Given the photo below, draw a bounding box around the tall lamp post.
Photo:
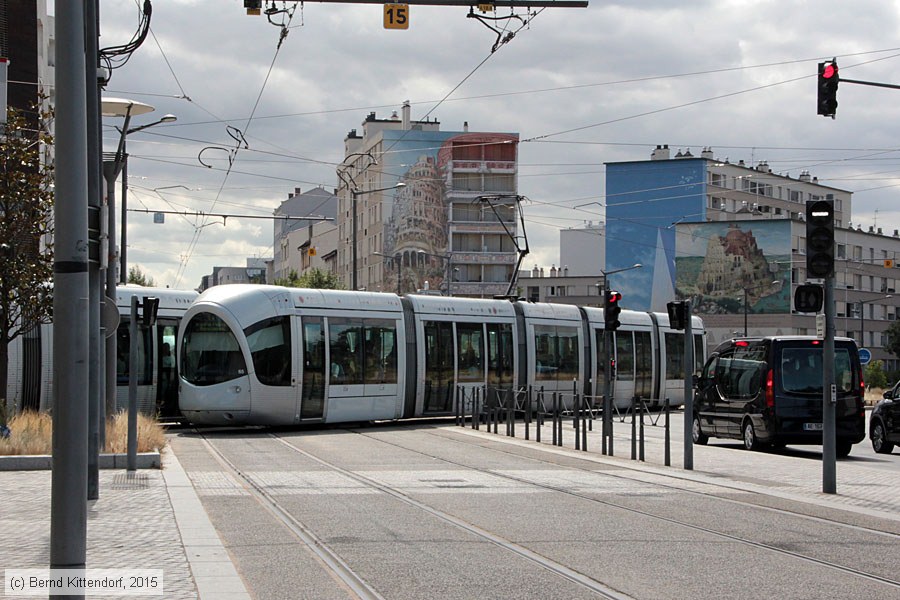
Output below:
[859,294,892,349]
[373,251,402,294]
[348,182,405,290]
[417,250,453,296]
[100,98,175,421]
[102,97,176,283]
[598,263,642,456]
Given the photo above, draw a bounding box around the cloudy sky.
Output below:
[95,0,900,290]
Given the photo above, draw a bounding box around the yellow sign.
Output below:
[309,246,317,257]
[478,4,495,12]
[885,259,895,268]
[384,3,409,29]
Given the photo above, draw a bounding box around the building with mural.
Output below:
[338,102,520,297]
[605,145,900,370]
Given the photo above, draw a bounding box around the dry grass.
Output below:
[0,410,167,456]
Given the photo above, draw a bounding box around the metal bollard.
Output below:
[639,398,645,462]
[631,396,637,460]
[664,397,671,467]
[581,395,588,451]
[574,391,581,451]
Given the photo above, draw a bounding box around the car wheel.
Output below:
[836,440,853,458]
[872,421,895,454]
[742,420,761,451]
[692,414,708,445]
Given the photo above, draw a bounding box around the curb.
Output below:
[0,451,161,471]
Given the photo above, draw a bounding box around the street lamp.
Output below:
[859,294,892,349]
[417,249,453,296]
[373,251,401,295]
[348,182,405,290]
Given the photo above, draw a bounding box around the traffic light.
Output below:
[605,290,622,331]
[667,301,687,330]
[806,200,835,278]
[817,59,839,118]
[794,284,824,313]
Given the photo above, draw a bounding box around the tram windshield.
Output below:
[181,312,246,386]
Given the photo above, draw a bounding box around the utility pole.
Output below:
[51,4,90,593]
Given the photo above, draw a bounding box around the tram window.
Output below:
[635,331,653,397]
[535,325,579,382]
[364,320,397,384]
[181,312,246,386]
[329,318,363,385]
[616,332,635,381]
[665,332,705,379]
[534,325,558,381]
[556,326,579,382]
[487,323,514,387]
[457,323,484,382]
[116,323,151,386]
[244,317,291,387]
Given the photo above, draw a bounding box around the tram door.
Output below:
[155,320,180,418]
[300,317,326,420]
[423,321,454,414]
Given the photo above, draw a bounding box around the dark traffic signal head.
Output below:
[667,301,687,330]
[817,59,839,118]
[605,290,622,331]
[806,200,835,278]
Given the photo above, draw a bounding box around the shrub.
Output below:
[0,410,167,456]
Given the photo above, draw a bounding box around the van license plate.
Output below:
[804,423,823,431]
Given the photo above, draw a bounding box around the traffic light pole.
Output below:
[823,275,837,494]
[683,301,694,471]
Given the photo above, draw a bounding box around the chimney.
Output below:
[550,264,557,277]
[701,147,714,159]
[402,100,411,130]
[799,170,811,182]
[651,144,671,160]
[463,121,469,132]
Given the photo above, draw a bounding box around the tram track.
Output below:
[347,425,900,592]
[195,426,634,600]
[192,423,899,599]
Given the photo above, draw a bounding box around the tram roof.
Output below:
[116,285,198,309]
[403,294,517,317]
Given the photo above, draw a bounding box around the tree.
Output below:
[865,360,888,390]
[274,268,343,289]
[128,265,155,287]
[885,319,900,360]
[0,104,54,415]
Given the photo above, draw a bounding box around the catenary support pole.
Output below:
[51,3,90,595]
[85,0,102,501]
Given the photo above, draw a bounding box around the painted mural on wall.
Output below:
[381,132,517,294]
[674,220,791,315]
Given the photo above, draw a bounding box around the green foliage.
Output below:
[885,319,900,360]
[865,360,889,389]
[274,268,343,289]
[127,265,156,287]
[0,102,55,407]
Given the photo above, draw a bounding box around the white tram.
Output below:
[178,285,705,426]
[4,286,197,417]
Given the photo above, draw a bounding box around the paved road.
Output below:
[170,413,900,600]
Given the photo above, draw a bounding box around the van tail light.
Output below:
[766,369,774,408]
[859,368,867,415]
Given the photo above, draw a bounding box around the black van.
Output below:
[693,336,866,457]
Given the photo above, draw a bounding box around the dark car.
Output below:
[693,336,866,457]
[871,382,900,454]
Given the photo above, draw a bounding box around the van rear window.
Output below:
[780,347,853,394]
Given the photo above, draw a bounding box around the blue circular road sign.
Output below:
[859,348,872,365]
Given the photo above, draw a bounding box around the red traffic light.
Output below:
[822,63,837,79]
[607,291,622,304]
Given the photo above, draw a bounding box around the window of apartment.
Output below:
[484,173,515,192]
[709,172,726,187]
[853,245,862,261]
[836,244,846,259]
[790,189,802,203]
